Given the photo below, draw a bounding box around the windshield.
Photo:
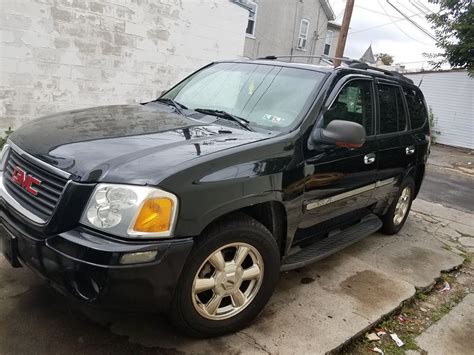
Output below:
[162,62,326,131]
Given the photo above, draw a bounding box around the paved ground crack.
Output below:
[237,331,271,354]
[412,209,472,227]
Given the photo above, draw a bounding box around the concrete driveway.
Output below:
[0,146,472,354]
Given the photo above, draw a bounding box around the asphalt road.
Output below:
[418,165,474,213]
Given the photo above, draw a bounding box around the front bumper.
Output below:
[0,203,194,312]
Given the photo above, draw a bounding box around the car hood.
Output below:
[9,104,270,184]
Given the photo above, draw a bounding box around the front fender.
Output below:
[171,173,285,237]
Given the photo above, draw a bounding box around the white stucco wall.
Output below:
[0,0,248,136]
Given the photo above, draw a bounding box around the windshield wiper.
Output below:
[194,108,253,131]
[154,98,188,115]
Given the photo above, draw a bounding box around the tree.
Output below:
[375,53,394,65]
[426,0,473,74]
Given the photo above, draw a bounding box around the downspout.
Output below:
[290,0,299,60]
[310,4,322,63]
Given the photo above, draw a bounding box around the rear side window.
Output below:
[404,88,428,129]
[378,84,407,134]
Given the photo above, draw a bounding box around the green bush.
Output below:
[0,127,13,149]
[428,107,439,144]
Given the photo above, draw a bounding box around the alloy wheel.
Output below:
[191,242,264,320]
[393,186,411,225]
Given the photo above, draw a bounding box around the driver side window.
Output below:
[324,79,374,135]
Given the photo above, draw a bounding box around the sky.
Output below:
[329,0,441,70]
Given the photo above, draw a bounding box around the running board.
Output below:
[281,214,382,271]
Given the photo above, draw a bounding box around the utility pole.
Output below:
[333,0,355,67]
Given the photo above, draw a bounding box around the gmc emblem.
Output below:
[11,166,41,196]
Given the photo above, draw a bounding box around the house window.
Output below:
[297,19,310,50]
[246,1,258,36]
[324,30,333,55]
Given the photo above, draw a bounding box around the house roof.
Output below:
[328,21,342,29]
[360,45,376,64]
[320,0,336,21]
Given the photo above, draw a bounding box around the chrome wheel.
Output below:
[393,186,411,225]
[192,242,264,320]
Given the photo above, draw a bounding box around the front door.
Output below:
[301,76,378,233]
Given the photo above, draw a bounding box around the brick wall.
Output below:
[0,0,248,136]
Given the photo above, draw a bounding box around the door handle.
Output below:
[405,146,415,155]
[364,153,376,165]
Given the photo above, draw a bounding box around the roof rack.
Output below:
[348,62,414,84]
[257,55,344,61]
[255,55,414,85]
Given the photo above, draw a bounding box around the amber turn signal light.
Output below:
[133,197,174,233]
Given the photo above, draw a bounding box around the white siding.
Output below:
[405,71,473,149]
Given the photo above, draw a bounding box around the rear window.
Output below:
[378,84,407,134]
[404,87,428,129]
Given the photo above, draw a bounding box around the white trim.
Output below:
[305,177,397,211]
[323,29,333,55]
[297,19,310,50]
[245,1,258,37]
[375,177,396,188]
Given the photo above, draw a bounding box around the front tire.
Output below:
[170,214,280,337]
[381,176,415,235]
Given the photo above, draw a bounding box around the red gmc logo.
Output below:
[11,166,41,196]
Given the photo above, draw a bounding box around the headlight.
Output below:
[0,143,10,171]
[80,184,178,239]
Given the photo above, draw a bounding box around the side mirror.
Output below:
[311,120,366,148]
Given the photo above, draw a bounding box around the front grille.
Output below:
[3,149,68,221]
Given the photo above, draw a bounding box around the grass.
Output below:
[431,303,451,322]
[341,261,473,355]
[416,291,428,302]
[0,127,13,149]
[430,290,465,322]
[461,252,472,263]
[442,244,453,252]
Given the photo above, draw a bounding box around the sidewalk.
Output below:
[416,294,474,355]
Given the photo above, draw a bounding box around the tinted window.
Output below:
[324,79,373,135]
[404,88,428,129]
[378,84,407,134]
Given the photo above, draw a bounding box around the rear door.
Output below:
[374,80,416,202]
[403,86,430,166]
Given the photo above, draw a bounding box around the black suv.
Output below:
[0,59,430,337]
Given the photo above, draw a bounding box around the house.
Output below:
[405,70,473,149]
[232,0,340,63]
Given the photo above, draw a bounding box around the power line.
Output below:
[407,0,429,15]
[316,11,430,41]
[377,0,431,44]
[394,0,426,18]
[355,5,404,19]
[386,0,436,40]
[412,0,435,15]
[334,8,345,21]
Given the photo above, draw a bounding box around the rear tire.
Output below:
[381,176,415,235]
[170,214,280,337]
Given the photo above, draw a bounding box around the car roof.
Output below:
[216,59,416,88]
